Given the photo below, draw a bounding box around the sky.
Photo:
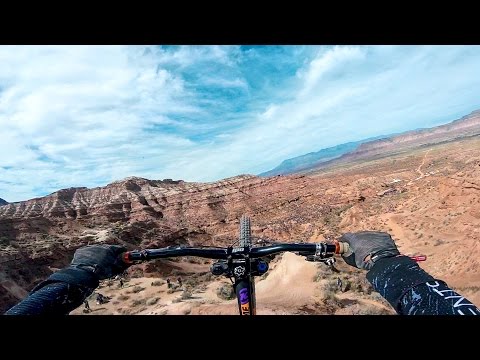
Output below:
[1,45,480,202]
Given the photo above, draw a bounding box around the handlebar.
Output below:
[121,240,427,264]
[121,241,350,264]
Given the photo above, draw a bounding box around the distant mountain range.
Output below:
[259,140,370,177]
[260,109,480,176]
[0,198,8,206]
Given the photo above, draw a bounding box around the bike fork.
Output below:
[235,278,256,315]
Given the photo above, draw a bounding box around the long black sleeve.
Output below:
[4,282,93,315]
[4,266,99,315]
[367,256,480,315]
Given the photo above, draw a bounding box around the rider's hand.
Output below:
[70,244,128,280]
[339,231,400,270]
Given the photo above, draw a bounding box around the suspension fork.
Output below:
[235,277,256,315]
[233,256,256,315]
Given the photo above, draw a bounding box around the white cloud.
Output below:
[1,45,480,202]
[0,45,201,201]
[154,46,480,181]
[202,76,248,89]
[297,46,366,97]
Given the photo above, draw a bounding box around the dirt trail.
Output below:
[416,149,432,177]
[256,252,317,306]
[381,214,411,251]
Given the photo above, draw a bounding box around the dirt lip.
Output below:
[1,135,480,314]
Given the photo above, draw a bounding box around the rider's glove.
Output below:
[339,231,400,270]
[32,244,129,292]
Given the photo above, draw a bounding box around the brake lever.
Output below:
[304,255,335,264]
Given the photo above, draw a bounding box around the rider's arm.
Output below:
[4,244,127,315]
[4,279,96,315]
[366,255,480,315]
[340,231,480,315]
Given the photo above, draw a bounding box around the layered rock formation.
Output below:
[1,120,479,314]
[0,173,347,312]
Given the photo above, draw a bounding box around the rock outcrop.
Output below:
[0,173,343,312]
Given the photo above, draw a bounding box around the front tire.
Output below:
[239,215,251,247]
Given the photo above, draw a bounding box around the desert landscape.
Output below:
[1,111,480,315]
[3,45,480,316]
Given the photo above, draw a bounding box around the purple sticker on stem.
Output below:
[239,288,249,304]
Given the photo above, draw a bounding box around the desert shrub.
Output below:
[132,286,145,293]
[184,277,199,288]
[314,270,327,282]
[193,284,208,293]
[131,299,146,306]
[146,297,160,306]
[364,283,374,295]
[216,284,235,300]
[166,286,181,293]
[355,305,392,315]
[344,275,373,294]
[150,280,163,287]
[322,288,336,302]
[320,280,340,302]
[181,291,192,300]
[129,271,143,279]
[326,279,339,292]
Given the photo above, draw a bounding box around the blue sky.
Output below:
[1,45,480,202]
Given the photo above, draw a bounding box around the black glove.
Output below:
[31,244,129,294]
[69,244,128,280]
[340,231,400,270]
